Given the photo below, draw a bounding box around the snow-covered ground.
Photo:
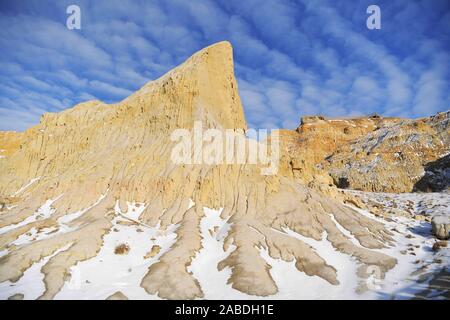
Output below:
[0,244,73,300]
[188,207,254,299]
[260,229,361,299]
[0,195,60,236]
[257,205,448,300]
[353,208,448,299]
[0,193,105,258]
[54,202,178,300]
[346,190,449,218]
[343,191,449,299]
[0,193,448,299]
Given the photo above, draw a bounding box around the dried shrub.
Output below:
[114,243,130,255]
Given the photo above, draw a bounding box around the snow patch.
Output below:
[266,228,362,299]
[0,243,73,300]
[54,203,178,300]
[12,177,41,197]
[188,207,251,299]
[0,195,61,235]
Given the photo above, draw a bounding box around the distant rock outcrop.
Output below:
[324,111,450,193]
[280,111,449,193]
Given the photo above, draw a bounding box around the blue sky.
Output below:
[0,0,449,131]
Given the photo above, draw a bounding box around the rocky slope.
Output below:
[0,42,400,299]
[279,112,449,193]
[325,112,449,193]
[0,131,22,158]
[414,154,450,192]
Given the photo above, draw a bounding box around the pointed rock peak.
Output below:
[125,41,247,131]
[151,41,235,81]
[186,41,234,65]
[20,41,245,136]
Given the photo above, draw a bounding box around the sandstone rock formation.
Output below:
[325,112,449,192]
[0,41,398,299]
[0,131,23,157]
[279,112,449,193]
[276,115,400,186]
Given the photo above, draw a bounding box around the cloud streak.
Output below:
[0,0,448,131]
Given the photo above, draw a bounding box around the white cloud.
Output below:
[88,80,133,99]
[0,0,448,131]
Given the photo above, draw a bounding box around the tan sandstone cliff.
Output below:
[0,42,400,299]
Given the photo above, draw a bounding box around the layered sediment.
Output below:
[0,42,411,299]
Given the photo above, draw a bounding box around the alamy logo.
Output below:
[170,121,280,175]
[66,5,81,30]
[366,5,381,30]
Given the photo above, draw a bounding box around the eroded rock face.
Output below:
[0,42,396,299]
[277,116,403,186]
[0,131,23,157]
[414,154,450,192]
[279,112,449,193]
[325,112,450,193]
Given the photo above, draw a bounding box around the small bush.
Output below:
[114,243,130,255]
